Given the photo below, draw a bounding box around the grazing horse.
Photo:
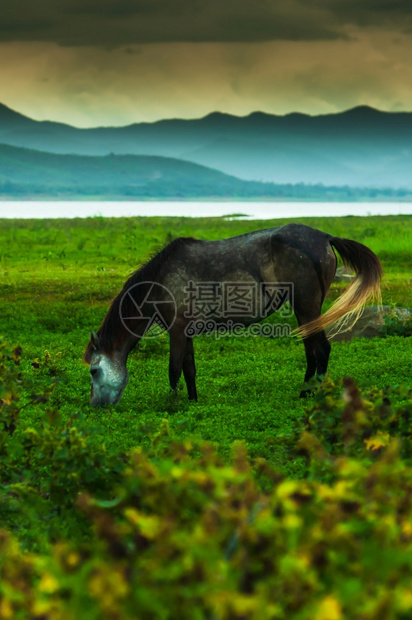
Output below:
[84,223,382,406]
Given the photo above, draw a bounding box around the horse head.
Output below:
[86,331,129,407]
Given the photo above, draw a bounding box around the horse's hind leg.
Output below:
[298,331,331,398]
[312,331,331,378]
[182,338,197,401]
[295,308,331,398]
[300,338,317,397]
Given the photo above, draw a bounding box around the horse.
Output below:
[84,223,382,406]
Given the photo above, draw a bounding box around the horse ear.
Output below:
[90,331,100,351]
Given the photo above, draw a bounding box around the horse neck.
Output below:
[98,294,146,361]
[100,263,168,359]
[119,330,141,360]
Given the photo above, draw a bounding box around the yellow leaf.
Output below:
[364,432,391,451]
[283,514,302,530]
[32,600,52,617]
[66,552,80,568]
[39,573,59,594]
[316,483,334,501]
[124,508,161,539]
[396,587,412,611]
[170,466,184,479]
[0,598,14,619]
[276,480,300,499]
[315,595,342,620]
[231,594,257,614]
[402,520,412,538]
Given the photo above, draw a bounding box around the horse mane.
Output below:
[84,237,199,361]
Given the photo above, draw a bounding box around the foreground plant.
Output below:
[2,430,412,619]
[1,340,412,619]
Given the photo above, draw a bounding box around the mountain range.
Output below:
[1,102,412,194]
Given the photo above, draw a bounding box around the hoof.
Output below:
[299,389,314,399]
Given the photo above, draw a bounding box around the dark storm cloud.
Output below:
[325,0,412,19]
[312,0,412,29]
[1,0,411,46]
[0,0,343,45]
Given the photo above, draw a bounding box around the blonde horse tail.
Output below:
[296,236,383,339]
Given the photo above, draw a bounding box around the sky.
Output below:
[1,0,412,127]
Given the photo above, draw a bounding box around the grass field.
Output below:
[0,214,411,474]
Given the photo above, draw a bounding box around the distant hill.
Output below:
[0,143,307,199]
[1,143,410,201]
[1,103,412,189]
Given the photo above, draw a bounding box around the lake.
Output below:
[0,201,411,219]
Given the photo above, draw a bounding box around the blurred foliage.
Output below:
[382,309,412,338]
[1,340,412,618]
[279,376,412,480]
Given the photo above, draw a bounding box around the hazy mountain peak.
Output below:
[201,111,238,123]
[246,111,278,122]
[341,105,383,116]
[0,102,34,124]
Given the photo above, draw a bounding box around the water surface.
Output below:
[0,201,411,219]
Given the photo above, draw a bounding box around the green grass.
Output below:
[0,214,411,472]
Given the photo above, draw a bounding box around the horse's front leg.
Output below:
[182,337,197,401]
[168,327,187,397]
